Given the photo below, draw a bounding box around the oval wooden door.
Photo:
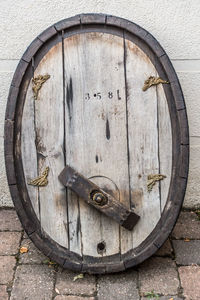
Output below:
[5,14,189,273]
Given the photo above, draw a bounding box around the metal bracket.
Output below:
[32,74,50,100]
[147,174,166,192]
[143,76,169,91]
[28,167,49,187]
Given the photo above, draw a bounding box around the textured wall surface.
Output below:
[1,0,200,208]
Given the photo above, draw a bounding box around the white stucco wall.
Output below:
[0,0,200,208]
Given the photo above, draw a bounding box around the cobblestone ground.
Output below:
[0,209,199,300]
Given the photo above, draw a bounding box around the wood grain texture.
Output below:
[22,42,69,247]
[124,40,160,250]
[21,82,39,217]
[157,83,172,211]
[63,32,129,257]
[35,42,68,248]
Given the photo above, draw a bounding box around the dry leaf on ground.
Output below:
[20,246,29,253]
[73,273,84,281]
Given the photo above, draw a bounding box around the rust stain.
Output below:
[39,42,62,65]
[64,32,124,52]
[132,189,143,210]
[126,40,151,63]
[55,193,65,208]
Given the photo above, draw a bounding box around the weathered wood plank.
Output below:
[21,82,39,217]
[157,83,172,211]
[124,39,161,250]
[33,42,68,248]
[63,35,83,255]
[64,32,130,257]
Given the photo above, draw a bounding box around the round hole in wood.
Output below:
[97,241,106,254]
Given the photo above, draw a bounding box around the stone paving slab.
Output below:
[173,240,200,265]
[97,270,139,300]
[139,257,179,296]
[0,256,16,284]
[55,269,96,296]
[179,266,200,300]
[10,265,55,300]
[141,297,182,300]
[55,296,95,300]
[155,239,173,257]
[171,211,200,239]
[19,238,47,264]
[0,285,9,300]
[0,209,22,231]
[0,232,21,255]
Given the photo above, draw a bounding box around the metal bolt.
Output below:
[91,191,108,206]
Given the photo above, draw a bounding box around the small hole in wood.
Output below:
[97,241,106,254]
